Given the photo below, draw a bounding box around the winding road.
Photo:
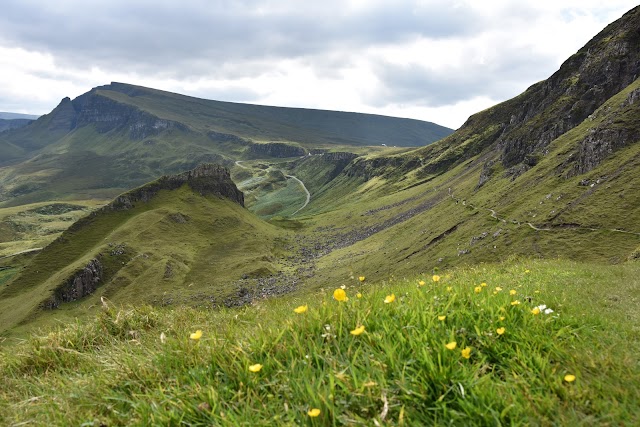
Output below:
[235,159,311,216]
[285,175,311,216]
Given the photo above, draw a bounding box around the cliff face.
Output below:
[71,91,189,139]
[353,7,640,184]
[247,142,307,158]
[110,163,244,209]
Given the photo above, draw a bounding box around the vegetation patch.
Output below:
[1,259,637,425]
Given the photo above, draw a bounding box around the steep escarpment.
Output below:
[349,6,640,184]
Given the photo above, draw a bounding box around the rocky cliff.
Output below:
[247,142,307,158]
[351,6,640,184]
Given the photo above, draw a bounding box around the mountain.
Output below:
[0,118,34,133]
[0,112,39,120]
[1,7,639,337]
[0,83,452,206]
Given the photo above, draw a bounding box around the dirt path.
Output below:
[0,247,43,260]
[235,160,248,169]
[285,175,311,216]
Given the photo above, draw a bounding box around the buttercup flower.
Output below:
[356,292,363,298]
[445,341,457,350]
[531,307,541,315]
[333,289,348,302]
[294,305,308,314]
[495,287,503,292]
[350,325,365,336]
[496,327,505,335]
[419,280,426,286]
[474,286,482,293]
[308,408,321,417]
[564,374,576,382]
[438,315,446,321]
[461,347,471,359]
[384,294,396,304]
[480,282,487,287]
[499,316,505,321]
[359,276,366,282]
[509,290,517,295]
[190,330,202,340]
[249,364,263,373]
[432,275,441,282]
[446,286,453,292]
[511,300,521,306]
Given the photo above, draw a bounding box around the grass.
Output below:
[1,258,638,425]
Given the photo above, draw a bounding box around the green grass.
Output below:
[0,258,638,425]
[0,185,286,336]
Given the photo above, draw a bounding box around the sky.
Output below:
[0,1,637,129]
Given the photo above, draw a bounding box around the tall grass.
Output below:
[1,259,638,425]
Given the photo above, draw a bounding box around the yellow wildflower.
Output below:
[359,276,366,282]
[190,330,202,340]
[499,316,505,321]
[446,286,453,292]
[350,325,365,336]
[474,286,482,293]
[495,287,503,292]
[294,305,308,314]
[461,347,471,359]
[525,269,530,274]
[564,374,576,382]
[496,327,505,335]
[511,300,521,306]
[480,282,487,287]
[418,280,426,286]
[248,363,263,373]
[384,294,396,304]
[333,289,348,302]
[356,292,362,298]
[509,290,516,296]
[308,408,321,417]
[531,307,541,315]
[445,341,457,350]
[432,275,441,282]
[438,315,446,321]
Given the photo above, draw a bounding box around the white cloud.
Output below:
[0,1,637,128]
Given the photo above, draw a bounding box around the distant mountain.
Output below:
[0,118,33,133]
[0,112,39,120]
[0,83,452,205]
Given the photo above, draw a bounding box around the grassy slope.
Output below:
[0,186,286,337]
[0,259,638,425]
[98,83,453,147]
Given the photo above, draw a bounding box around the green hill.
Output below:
[0,83,451,207]
[0,164,291,335]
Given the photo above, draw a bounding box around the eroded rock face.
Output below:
[247,142,306,158]
[72,92,188,139]
[44,259,103,309]
[110,163,244,210]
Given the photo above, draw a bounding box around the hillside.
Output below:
[0,83,451,207]
[0,164,292,335]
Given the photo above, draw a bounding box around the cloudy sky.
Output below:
[0,1,637,129]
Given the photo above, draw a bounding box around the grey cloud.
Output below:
[0,0,484,78]
[369,47,558,108]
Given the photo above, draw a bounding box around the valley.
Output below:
[0,5,639,425]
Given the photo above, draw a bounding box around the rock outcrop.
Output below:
[110,163,244,209]
[247,142,307,158]
[44,259,103,309]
